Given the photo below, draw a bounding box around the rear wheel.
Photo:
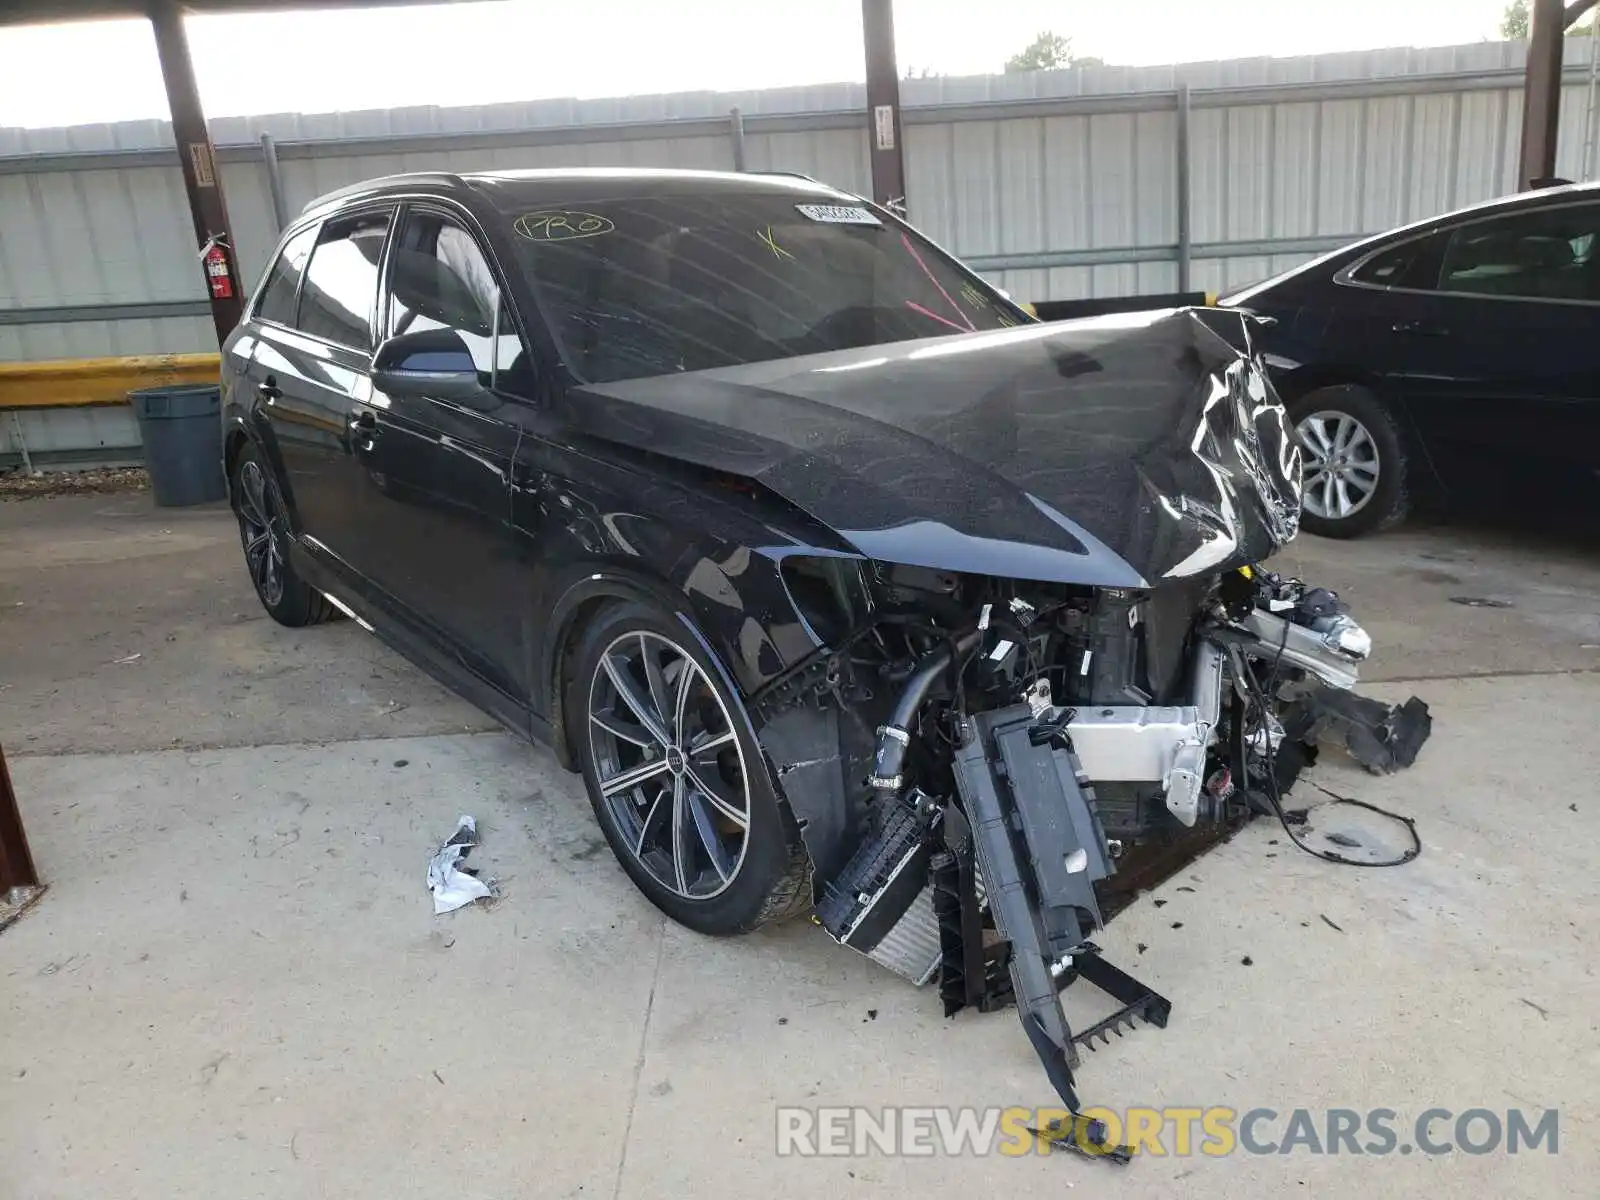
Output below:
[573,601,811,935]
[231,443,335,627]
[1289,385,1408,538]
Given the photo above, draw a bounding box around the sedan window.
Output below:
[498,193,1027,383]
[1348,242,1418,287]
[1437,203,1600,303]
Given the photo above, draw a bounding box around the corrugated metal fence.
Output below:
[2,38,1598,366]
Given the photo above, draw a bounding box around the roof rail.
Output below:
[755,169,820,183]
[300,171,466,215]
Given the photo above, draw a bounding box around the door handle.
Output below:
[257,377,281,402]
[349,408,378,452]
[1392,320,1448,336]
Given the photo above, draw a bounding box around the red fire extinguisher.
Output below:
[201,234,233,301]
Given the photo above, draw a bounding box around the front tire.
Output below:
[231,442,335,627]
[573,601,811,935]
[1289,384,1408,538]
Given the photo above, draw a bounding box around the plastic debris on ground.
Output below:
[1282,688,1432,774]
[427,815,494,914]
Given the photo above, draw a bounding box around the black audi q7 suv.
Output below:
[221,167,1424,1113]
[1222,181,1599,537]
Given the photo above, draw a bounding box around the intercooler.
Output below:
[865,887,945,984]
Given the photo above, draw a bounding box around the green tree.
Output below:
[1004,31,1101,73]
[1500,0,1596,38]
[1501,0,1529,38]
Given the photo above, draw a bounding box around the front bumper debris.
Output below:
[946,704,1171,1131]
[789,562,1433,1161]
[1282,688,1433,775]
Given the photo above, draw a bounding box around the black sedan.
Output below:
[1222,181,1599,537]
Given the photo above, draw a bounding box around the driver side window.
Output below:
[386,209,527,387]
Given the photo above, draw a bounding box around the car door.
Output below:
[1311,230,1449,390]
[250,207,393,583]
[350,202,532,706]
[1366,200,1600,487]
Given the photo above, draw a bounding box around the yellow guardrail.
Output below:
[0,353,221,411]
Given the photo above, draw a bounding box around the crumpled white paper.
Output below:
[427,815,492,914]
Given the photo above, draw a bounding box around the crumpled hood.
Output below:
[569,307,1302,588]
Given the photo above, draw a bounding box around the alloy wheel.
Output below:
[587,631,751,900]
[236,460,286,607]
[1297,410,1380,521]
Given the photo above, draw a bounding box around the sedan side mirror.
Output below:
[371,328,485,403]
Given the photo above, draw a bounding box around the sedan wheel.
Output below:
[1297,410,1380,522]
[587,630,750,899]
[1286,385,1408,539]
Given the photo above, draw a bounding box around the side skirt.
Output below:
[291,542,550,749]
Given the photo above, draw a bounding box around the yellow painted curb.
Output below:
[0,353,220,411]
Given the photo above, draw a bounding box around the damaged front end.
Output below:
[743,316,1431,1148]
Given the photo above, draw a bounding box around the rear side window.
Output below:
[255,226,316,326]
[297,211,392,348]
[1437,203,1600,302]
[1348,242,1416,287]
[1346,234,1446,291]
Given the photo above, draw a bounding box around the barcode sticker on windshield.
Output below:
[795,203,881,226]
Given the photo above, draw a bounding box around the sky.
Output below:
[0,0,1518,129]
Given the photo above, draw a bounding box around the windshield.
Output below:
[499,192,1028,383]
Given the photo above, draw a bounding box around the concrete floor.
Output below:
[2,493,1597,1198]
[0,494,493,757]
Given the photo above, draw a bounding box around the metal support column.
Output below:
[1519,0,1600,186]
[728,107,747,172]
[147,0,244,346]
[1520,0,1567,186]
[260,132,290,233]
[1584,13,1600,179]
[1175,85,1193,293]
[0,743,39,897]
[861,0,907,212]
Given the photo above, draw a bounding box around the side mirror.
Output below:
[371,328,485,402]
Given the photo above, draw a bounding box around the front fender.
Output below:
[536,549,801,765]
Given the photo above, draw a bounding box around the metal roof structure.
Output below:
[0,0,447,24]
[7,37,1598,367]
[1,1,1592,353]
[0,0,897,348]
[0,0,487,344]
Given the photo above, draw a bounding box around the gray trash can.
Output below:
[129,384,226,507]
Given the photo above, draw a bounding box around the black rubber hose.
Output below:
[869,628,983,808]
